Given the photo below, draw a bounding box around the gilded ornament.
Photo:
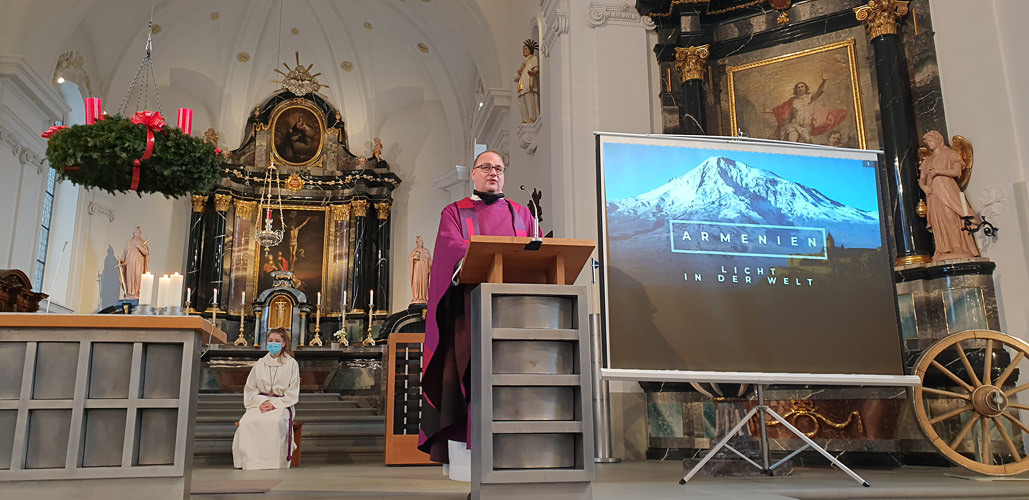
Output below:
[237,52,250,63]
[213,193,233,212]
[674,45,710,83]
[341,61,354,71]
[762,399,864,438]
[271,51,329,97]
[777,11,790,26]
[331,203,352,222]
[854,0,909,39]
[375,202,392,220]
[351,199,369,217]
[191,195,208,213]
[235,199,256,219]
[284,172,306,194]
[203,128,219,146]
[417,43,429,54]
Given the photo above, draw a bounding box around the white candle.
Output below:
[241,290,246,310]
[157,275,171,308]
[186,287,192,308]
[343,291,347,308]
[369,289,374,309]
[213,287,218,306]
[170,272,183,308]
[317,291,321,306]
[139,272,155,305]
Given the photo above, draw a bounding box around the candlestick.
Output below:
[364,297,375,346]
[139,272,155,305]
[234,296,248,346]
[176,108,193,135]
[157,274,171,310]
[309,302,324,347]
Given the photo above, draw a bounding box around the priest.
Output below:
[418,150,534,478]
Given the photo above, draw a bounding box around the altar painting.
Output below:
[256,206,328,299]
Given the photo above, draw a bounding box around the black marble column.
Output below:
[186,195,208,312]
[374,201,392,313]
[350,199,370,312]
[680,79,707,135]
[202,192,232,311]
[858,2,932,265]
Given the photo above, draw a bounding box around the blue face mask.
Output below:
[267,342,283,355]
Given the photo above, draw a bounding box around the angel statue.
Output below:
[917,131,982,261]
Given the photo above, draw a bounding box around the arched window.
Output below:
[35,80,84,301]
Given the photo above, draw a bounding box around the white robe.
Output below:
[232,353,300,470]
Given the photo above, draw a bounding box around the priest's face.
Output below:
[472,151,505,193]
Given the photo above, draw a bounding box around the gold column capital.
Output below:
[213,193,233,212]
[191,195,208,213]
[674,44,710,83]
[854,0,909,39]
[351,199,369,217]
[331,203,352,222]
[374,201,392,220]
[235,199,256,219]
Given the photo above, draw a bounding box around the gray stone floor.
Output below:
[190,460,1029,499]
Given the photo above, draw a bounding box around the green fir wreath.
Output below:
[44,115,224,197]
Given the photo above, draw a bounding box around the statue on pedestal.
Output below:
[514,39,540,123]
[917,130,980,261]
[409,236,431,304]
[120,226,150,299]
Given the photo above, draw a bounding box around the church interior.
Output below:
[4,0,1029,498]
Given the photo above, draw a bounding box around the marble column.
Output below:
[674,44,710,135]
[330,203,353,313]
[374,201,392,314]
[185,195,208,312]
[205,193,232,311]
[350,199,370,313]
[855,0,931,265]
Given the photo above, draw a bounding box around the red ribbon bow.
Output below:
[128,111,166,191]
[40,125,68,138]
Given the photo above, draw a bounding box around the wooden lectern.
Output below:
[458,235,595,285]
[463,235,597,500]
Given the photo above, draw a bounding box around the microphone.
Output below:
[520,185,543,250]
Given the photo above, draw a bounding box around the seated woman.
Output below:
[232,328,300,470]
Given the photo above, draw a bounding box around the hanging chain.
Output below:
[117,3,164,117]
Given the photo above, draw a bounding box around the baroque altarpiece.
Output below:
[187,89,400,347]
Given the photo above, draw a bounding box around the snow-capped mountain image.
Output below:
[607,156,882,249]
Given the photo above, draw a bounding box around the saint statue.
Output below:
[409,236,432,304]
[120,226,150,299]
[514,39,540,123]
[918,130,980,261]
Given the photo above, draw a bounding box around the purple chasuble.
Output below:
[418,197,533,463]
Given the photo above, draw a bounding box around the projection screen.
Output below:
[596,133,911,383]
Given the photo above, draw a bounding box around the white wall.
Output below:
[931,0,1029,342]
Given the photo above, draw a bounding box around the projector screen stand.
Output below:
[679,384,870,487]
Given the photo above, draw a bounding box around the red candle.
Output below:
[176,107,193,135]
[266,208,272,220]
[84,98,102,125]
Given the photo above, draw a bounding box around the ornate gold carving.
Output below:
[763,400,864,438]
[674,45,710,82]
[285,172,306,194]
[191,195,208,213]
[213,193,233,212]
[854,0,909,39]
[352,199,369,218]
[777,11,790,26]
[375,202,392,220]
[203,128,219,146]
[648,0,717,18]
[235,200,256,219]
[271,51,329,97]
[331,204,352,222]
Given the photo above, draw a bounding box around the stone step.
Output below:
[195,413,383,424]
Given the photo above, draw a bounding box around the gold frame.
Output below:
[251,203,331,301]
[270,98,326,167]
[726,38,867,149]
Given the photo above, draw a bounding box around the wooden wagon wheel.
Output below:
[911,330,1029,475]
